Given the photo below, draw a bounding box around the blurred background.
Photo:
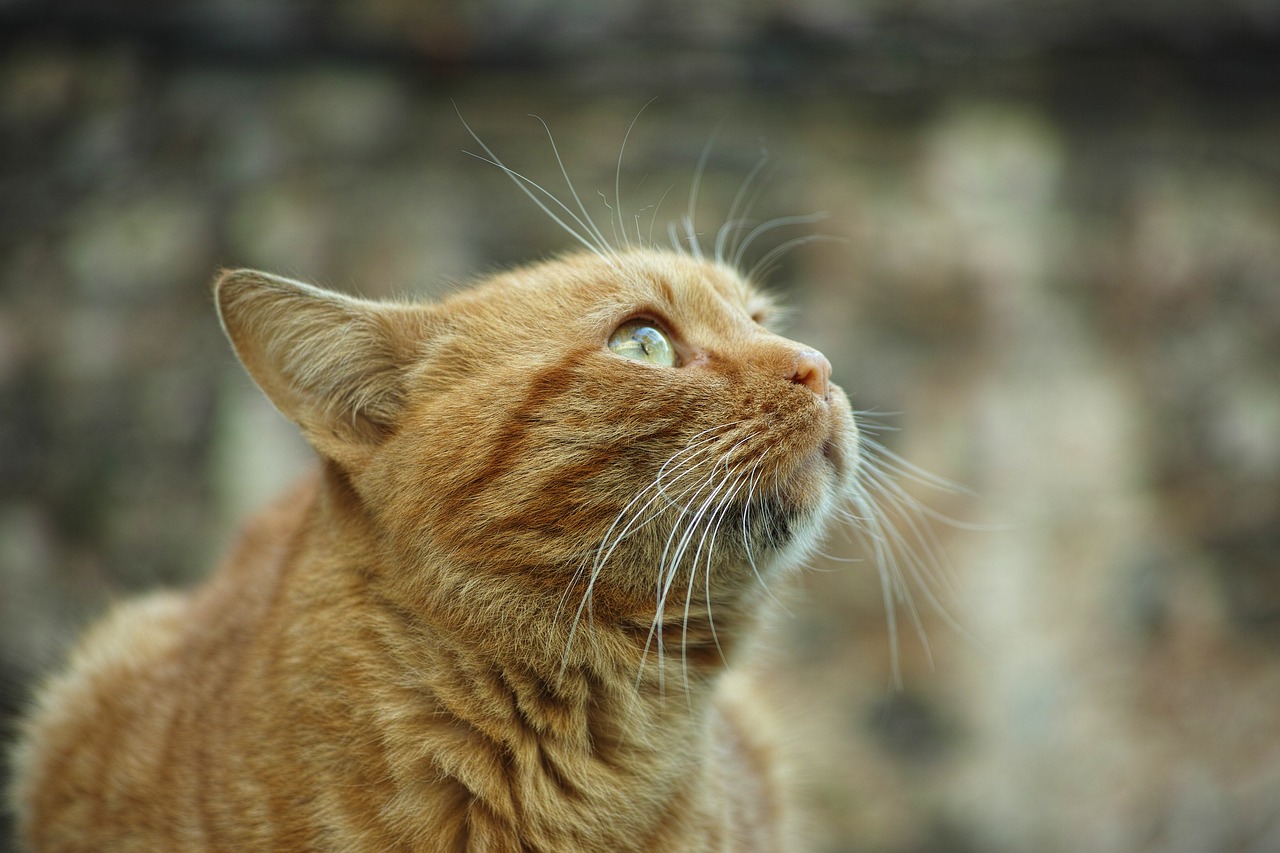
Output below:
[2,1,1279,850]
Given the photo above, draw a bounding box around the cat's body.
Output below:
[12,248,857,851]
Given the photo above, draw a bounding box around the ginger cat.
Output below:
[11,246,863,851]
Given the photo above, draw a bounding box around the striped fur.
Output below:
[11,248,857,851]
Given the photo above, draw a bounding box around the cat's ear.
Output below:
[214,269,433,467]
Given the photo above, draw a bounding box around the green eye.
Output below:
[608,319,677,367]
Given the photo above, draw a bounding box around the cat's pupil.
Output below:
[637,327,662,355]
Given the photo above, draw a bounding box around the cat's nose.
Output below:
[788,349,831,400]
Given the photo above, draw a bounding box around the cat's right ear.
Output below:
[214,269,435,468]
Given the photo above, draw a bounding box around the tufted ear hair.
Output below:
[215,269,436,469]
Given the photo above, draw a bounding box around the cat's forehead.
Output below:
[552,249,767,316]
[631,251,754,301]
[441,249,777,343]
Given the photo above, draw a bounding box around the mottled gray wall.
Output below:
[3,4,1279,851]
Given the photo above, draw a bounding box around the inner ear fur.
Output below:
[215,269,434,465]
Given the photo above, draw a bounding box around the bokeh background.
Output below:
[3,2,1279,850]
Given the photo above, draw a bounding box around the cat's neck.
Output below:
[327,452,767,695]
[292,466,757,846]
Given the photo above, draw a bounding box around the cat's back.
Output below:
[11,480,315,852]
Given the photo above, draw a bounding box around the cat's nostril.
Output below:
[789,350,831,400]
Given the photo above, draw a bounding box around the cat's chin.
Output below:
[750,449,838,554]
[757,410,858,558]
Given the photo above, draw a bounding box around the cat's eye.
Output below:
[608,319,677,367]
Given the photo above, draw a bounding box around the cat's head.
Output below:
[216,248,857,634]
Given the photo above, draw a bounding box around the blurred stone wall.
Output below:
[2,3,1279,851]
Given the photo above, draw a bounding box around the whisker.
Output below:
[715,151,772,264]
[648,184,676,247]
[630,428,745,693]
[846,484,915,689]
[454,106,611,261]
[725,156,779,264]
[527,114,615,256]
[627,172,655,248]
[839,433,985,689]
[640,430,753,696]
[853,464,970,635]
[649,466,726,688]
[857,433,975,499]
[668,221,683,255]
[683,126,721,260]
[739,455,768,587]
[675,466,738,699]
[615,98,657,251]
[808,548,865,564]
[747,233,842,285]
[461,150,609,261]
[677,443,756,693]
[697,468,754,671]
[561,426,741,680]
[737,453,789,615]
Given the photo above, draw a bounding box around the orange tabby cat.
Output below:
[11,246,858,851]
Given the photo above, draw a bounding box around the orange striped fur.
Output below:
[11,248,858,851]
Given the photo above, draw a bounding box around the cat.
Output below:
[8,152,896,848]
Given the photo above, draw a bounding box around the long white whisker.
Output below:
[641,433,750,695]
[649,184,676,247]
[673,464,741,697]
[715,152,772,263]
[583,446,717,600]
[651,470,723,658]
[738,454,786,610]
[854,465,970,637]
[858,433,974,497]
[683,126,721,260]
[665,433,756,584]
[732,212,828,271]
[748,233,841,284]
[847,483,912,688]
[631,427,743,692]
[615,99,657,251]
[528,114,615,256]
[564,427,741,679]
[455,106,611,261]
[461,149,609,261]
[697,467,755,670]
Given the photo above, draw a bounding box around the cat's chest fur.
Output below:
[12,249,856,852]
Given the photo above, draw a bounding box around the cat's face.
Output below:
[217,248,857,622]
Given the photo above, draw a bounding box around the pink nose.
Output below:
[789,349,831,400]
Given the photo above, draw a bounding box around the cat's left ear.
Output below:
[214,269,435,468]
